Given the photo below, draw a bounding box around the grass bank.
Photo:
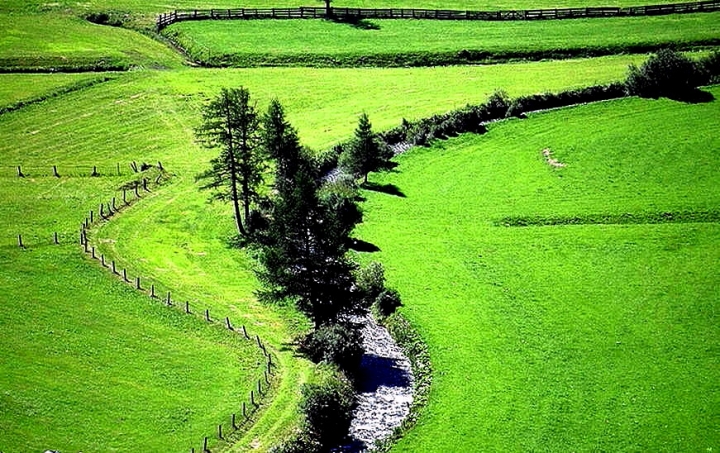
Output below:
[165,13,720,67]
[355,88,720,451]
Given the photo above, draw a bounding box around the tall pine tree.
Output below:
[196,87,265,238]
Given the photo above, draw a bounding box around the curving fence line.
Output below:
[157,0,720,29]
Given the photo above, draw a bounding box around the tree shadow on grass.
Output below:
[363,182,406,198]
[667,88,715,104]
[348,238,381,253]
[328,16,381,30]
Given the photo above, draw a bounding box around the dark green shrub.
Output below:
[698,50,720,84]
[299,324,364,372]
[269,431,322,453]
[374,288,403,318]
[300,371,356,448]
[483,89,511,119]
[625,49,703,98]
[355,261,386,303]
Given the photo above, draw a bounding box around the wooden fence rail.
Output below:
[157,0,720,29]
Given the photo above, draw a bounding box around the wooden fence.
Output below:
[157,0,720,29]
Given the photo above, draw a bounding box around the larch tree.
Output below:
[339,112,394,184]
[196,87,265,238]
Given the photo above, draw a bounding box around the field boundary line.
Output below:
[157,1,720,29]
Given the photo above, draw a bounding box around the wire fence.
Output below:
[157,0,720,29]
[8,166,275,453]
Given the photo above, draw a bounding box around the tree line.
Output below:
[196,87,400,452]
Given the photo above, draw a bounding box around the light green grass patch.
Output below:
[355,88,720,452]
[0,73,113,108]
[166,13,720,66]
[0,14,183,70]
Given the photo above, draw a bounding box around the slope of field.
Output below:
[0,14,183,70]
[0,175,266,451]
[0,0,691,16]
[167,13,720,67]
[0,73,116,110]
[0,55,649,450]
[355,89,720,451]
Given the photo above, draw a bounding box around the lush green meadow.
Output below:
[0,0,688,16]
[0,14,183,70]
[0,55,650,450]
[354,89,720,451]
[167,13,720,66]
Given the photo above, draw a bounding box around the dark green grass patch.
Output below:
[165,13,720,67]
[0,14,183,71]
[354,89,720,451]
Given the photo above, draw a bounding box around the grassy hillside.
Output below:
[0,0,691,16]
[355,89,720,451]
[0,55,649,450]
[0,14,183,70]
[166,13,720,66]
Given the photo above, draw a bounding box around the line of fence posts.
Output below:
[13,160,274,453]
[156,0,720,29]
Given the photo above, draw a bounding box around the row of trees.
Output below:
[196,87,399,452]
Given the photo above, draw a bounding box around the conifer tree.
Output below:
[340,113,393,184]
[196,87,265,238]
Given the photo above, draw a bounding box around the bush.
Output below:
[374,288,403,318]
[355,261,386,304]
[625,49,703,98]
[698,50,720,84]
[300,370,356,448]
[269,431,322,453]
[299,324,364,372]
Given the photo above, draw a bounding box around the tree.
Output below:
[339,113,393,184]
[625,49,703,99]
[257,152,361,327]
[262,98,305,195]
[196,87,265,238]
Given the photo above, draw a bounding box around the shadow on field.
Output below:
[348,238,381,253]
[668,88,715,104]
[357,354,411,392]
[363,182,406,198]
[329,17,381,30]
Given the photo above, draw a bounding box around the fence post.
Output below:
[54,232,59,244]
[166,291,172,306]
[205,309,211,322]
[91,166,98,177]
[185,301,190,313]
[123,189,127,204]
[257,379,262,395]
[112,197,117,211]
[232,413,237,429]
[99,203,105,218]
[17,234,24,248]
[91,246,96,259]
[101,254,106,267]
[90,210,94,223]
[117,162,121,176]
[203,437,208,453]
[218,424,223,439]
[53,165,59,177]
[225,317,232,330]
[143,178,148,192]
[250,390,255,406]
[112,260,117,274]
[17,166,24,177]
[150,284,156,298]
[136,276,141,290]
[242,402,247,418]
[242,325,249,339]
[123,268,129,282]
[134,184,140,197]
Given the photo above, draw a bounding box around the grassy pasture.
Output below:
[0,73,116,110]
[0,175,267,451]
[355,89,720,451]
[166,13,720,66]
[0,56,647,450]
[0,14,183,70]
[0,0,689,16]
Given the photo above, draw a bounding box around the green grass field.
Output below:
[166,13,720,66]
[0,73,116,109]
[0,14,183,70]
[0,0,690,16]
[0,55,651,450]
[354,89,720,451]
